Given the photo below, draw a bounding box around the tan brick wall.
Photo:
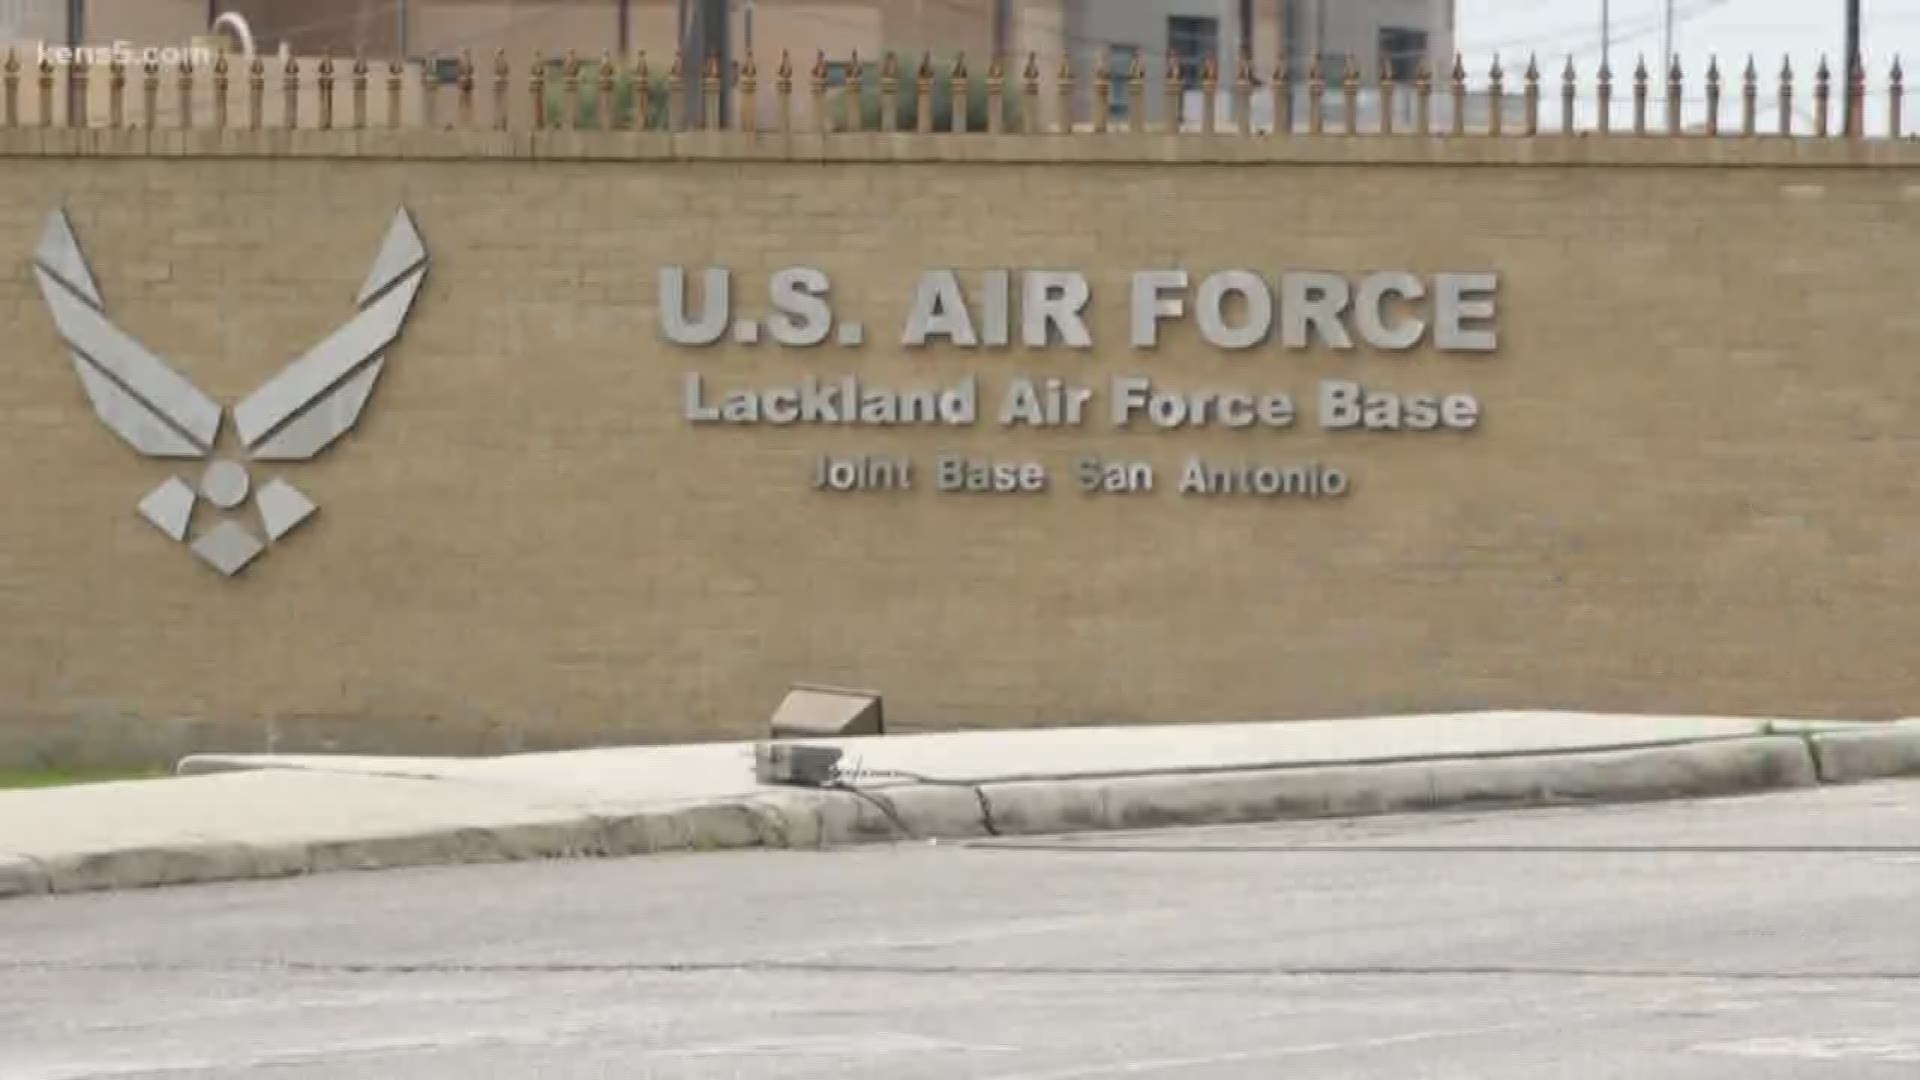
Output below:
[3,133,1919,766]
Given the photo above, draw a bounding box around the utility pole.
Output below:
[1660,0,1673,74]
[678,0,730,129]
[1601,0,1610,71]
[1277,0,1295,132]
[1845,0,1863,136]
[65,0,84,125]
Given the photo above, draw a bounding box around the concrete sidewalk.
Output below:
[3,711,1918,899]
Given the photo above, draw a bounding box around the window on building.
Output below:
[1167,16,1218,89]
[1107,44,1136,120]
[1379,27,1429,81]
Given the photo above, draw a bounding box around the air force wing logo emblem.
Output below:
[32,207,428,577]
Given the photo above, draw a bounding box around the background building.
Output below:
[1,2,1453,131]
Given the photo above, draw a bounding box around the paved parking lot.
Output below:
[4,781,1920,1078]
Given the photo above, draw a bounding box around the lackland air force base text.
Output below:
[687,375,1481,431]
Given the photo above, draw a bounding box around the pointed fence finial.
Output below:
[703,50,723,131]
[1523,53,1540,136]
[2,49,17,130]
[592,51,614,130]
[561,51,582,131]
[729,48,752,131]
[1630,54,1649,134]
[1666,55,1683,134]
[806,51,827,133]
[212,50,233,129]
[70,51,92,129]
[1378,54,1397,135]
[1450,52,1467,135]
[1560,55,1577,134]
[314,53,334,132]
[1092,48,1112,133]
[1892,55,1906,137]
[1814,54,1831,136]
[279,52,299,130]
[491,49,510,130]
[458,50,476,126]
[1273,53,1294,133]
[951,53,971,133]
[1414,53,1433,135]
[1597,59,1614,135]
[39,51,56,129]
[347,54,367,129]
[1162,52,1183,134]
[1847,50,1868,138]
[843,50,864,133]
[664,49,685,132]
[1022,51,1041,133]
[1740,55,1757,136]
[1228,47,1251,134]
[880,51,900,133]
[1202,51,1222,135]
[529,50,548,131]
[624,51,648,130]
[246,53,264,130]
[1306,51,1324,134]
[1704,56,1727,137]
[1487,55,1505,136]
[1057,52,1077,134]
[771,49,791,133]
[1778,56,1794,136]
[177,50,199,130]
[1126,49,1146,133]
[912,52,933,133]
[105,51,125,128]
[986,53,1007,135]
[1338,53,1357,134]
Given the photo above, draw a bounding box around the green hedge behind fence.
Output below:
[538,55,1024,132]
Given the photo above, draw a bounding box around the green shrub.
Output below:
[534,54,1027,132]
[823,53,1025,132]
[538,59,672,130]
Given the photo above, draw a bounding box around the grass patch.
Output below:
[0,767,167,790]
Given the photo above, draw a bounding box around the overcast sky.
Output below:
[1459,0,1915,76]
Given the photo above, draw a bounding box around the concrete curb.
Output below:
[1,794,819,897]
[969,735,1821,836]
[0,731,1903,899]
[1807,722,1920,784]
[0,855,52,898]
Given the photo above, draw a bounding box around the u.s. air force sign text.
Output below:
[33,207,427,577]
[667,266,1499,500]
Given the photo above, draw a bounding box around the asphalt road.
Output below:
[4,782,1920,1079]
